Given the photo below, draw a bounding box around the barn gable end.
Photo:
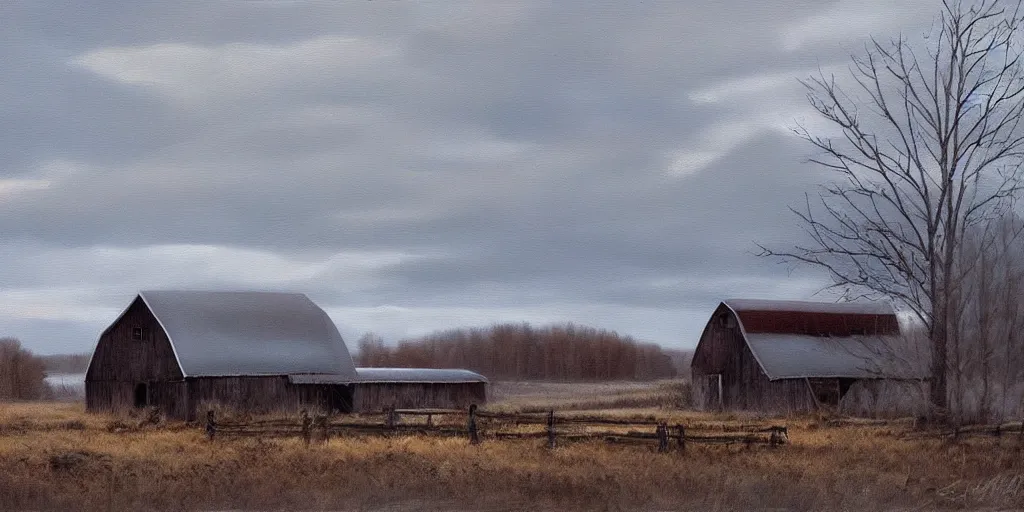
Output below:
[691,304,816,413]
[86,296,184,382]
[85,296,186,417]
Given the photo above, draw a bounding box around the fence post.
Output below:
[386,406,397,431]
[547,410,556,449]
[205,410,216,441]
[769,427,780,448]
[468,404,480,445]
[318,414,329,444]
[427,413,434,429]
[657,423,669,453]
[676,425,686,454]
[301,410,311,446]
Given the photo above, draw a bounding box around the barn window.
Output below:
[131,327,144,341]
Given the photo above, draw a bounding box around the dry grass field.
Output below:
[1,382,1023,511]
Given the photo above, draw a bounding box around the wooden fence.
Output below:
[204,406,788,452]
[900,421,1024,441]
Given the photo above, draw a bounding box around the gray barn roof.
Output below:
[287,368,488,385]
[137,290,357,378]
[355,368,488,383]
[745,333,923,380]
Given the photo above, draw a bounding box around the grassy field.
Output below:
[1,382,1023,511]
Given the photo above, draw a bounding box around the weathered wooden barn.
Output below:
[691,299,928,416]
[85,290,488,420]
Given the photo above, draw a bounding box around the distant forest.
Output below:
[356,322,686,381]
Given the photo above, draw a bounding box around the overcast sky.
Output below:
[0,0,943,354]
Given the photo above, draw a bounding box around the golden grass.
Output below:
[2,389,1024,511]
[487,380,688,413]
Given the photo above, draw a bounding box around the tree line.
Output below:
[947,214,1024,422]
[355,322,680,381]
[0,338,49,400]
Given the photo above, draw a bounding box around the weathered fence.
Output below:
[900,421,1024,442]
[204,406,788,452]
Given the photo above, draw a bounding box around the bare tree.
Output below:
[0,337,47,401]
[953,213,1024,422]
[759,0,1024,417]
[355,332,387,367]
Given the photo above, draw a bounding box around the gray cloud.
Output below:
[0,0,944,354]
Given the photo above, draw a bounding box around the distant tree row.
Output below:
[0,338,48,400]
[355,322,679,381]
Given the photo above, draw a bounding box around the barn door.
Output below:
[705,374,723,411]
[133,382,148,408]
[806,378,842,410]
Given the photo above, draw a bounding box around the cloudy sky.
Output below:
[0,0,943,354]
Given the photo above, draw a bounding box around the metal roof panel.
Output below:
[745,332,926,380]
[138,290,358,379]
[355,367,489,383]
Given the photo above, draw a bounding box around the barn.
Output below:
[690,299,928,416]
[85,290,488,420]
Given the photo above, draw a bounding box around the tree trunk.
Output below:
[930,304,948,416]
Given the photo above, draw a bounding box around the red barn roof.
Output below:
[722,298,900,337]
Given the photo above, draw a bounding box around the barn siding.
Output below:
[185,377,352,420]
[692,305,816,414]
[85,297,184,382]
[353,382,487,412]
[86,297,186,416]
[84,381,134,413]
[150,381,189,419]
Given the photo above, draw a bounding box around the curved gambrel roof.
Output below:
[97,290,358,379]
[693,299,926,380]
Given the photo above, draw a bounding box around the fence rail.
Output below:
[204,406,788,453]
[900,421,1024,441]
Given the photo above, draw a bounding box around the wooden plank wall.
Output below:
[84,381,134,413]
[86,296,187,417]
[186,377,352,419]
[692,305,816,413]
[353,382,487,412]
[85,296,184,382]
